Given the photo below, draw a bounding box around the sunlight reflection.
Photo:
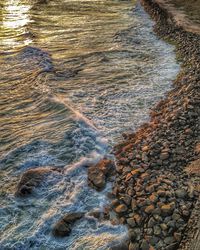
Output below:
[1,0,33,49]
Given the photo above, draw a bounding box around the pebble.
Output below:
[114,204,128,213]
[145,205,155,214]
[175,189,188,199]
[161,204,174,215]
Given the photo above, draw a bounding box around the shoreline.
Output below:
[112,0,200,249]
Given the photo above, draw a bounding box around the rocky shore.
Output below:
[110,0,200,249]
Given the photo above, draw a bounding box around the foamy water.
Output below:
[0,0,179,249]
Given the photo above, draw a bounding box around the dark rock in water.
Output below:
[88,210,102,219]
[52,220,71,237]
[18,46,80,78]
[88,159,115,190]
[15,167,56,197]
[52,212,84,237]
[62,212,84,224]
[88,166,106,190]
[19,46,54,72]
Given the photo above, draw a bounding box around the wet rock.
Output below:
[52,212,84,237]
[88,166,106,190]
[88,210,102,219]
[97,159,115,176]
[88,159,115,190]
[15,167,56,197]
[62,212,84,224]
[52,220,71,237]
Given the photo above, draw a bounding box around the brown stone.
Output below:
[96,159,115,176]
[52,220,71,237]
[161,204,174,215]
[160,152,169,160]
[114,204,128,214]
[149,194,158,203]
[88,166,106,190]
[142,145,149,152]
[52,212,84,237]
[88,159,115,190]
[145,184,155,193]
[141,172,150,181]
[133,214,142,225]
[145,205,155,214]
[157,190,166,197]
[131,199,138,211]
[131,169,141,178]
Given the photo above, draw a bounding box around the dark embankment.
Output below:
[112,0,200,249]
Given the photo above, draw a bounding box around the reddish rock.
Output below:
[88,166,106,190]
[88,159,115,190]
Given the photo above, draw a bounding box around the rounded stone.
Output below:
[114,204,128,214]
[145,205,155,214]
[175,189,187,199]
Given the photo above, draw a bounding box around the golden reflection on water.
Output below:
[1,0,32,49]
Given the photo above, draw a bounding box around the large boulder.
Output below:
[88,159,115,191]
[15,167,59,197]
[52,212,84,237]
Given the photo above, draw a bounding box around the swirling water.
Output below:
[0,0,179,249]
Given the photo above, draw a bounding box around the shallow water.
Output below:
[0,0,179,249]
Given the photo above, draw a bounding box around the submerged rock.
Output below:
[52,212,84,237]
